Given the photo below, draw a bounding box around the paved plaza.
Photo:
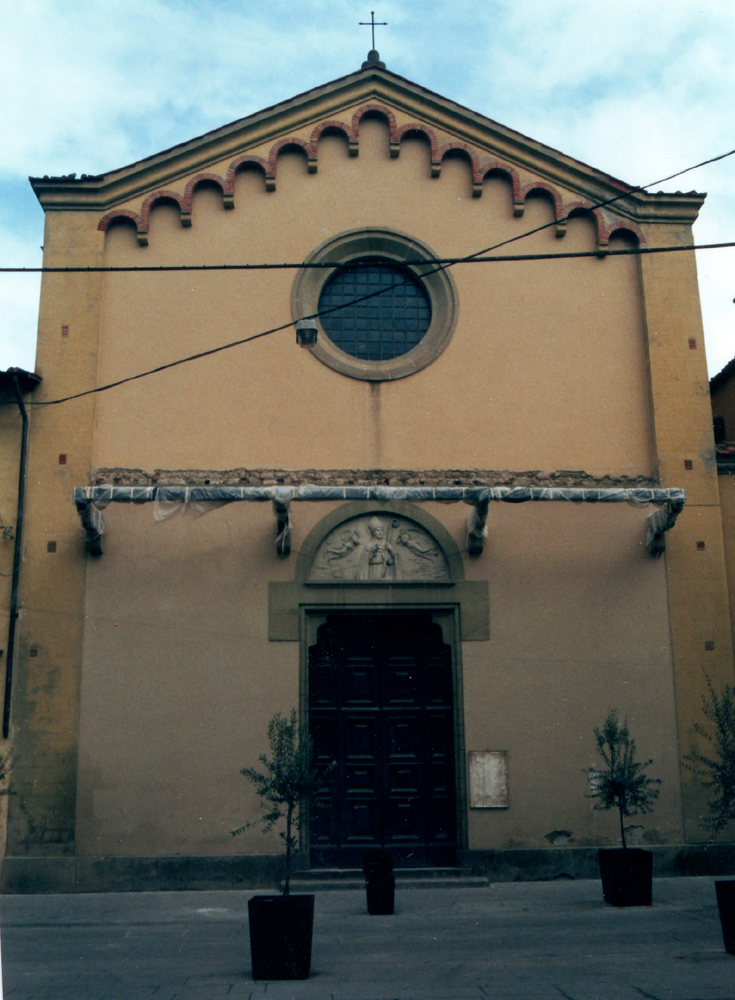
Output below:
[0,877,733,1000]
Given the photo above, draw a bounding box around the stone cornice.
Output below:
[29,65,705,227]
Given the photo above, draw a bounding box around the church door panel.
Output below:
[341,711,383,848]
[309,614,456,868]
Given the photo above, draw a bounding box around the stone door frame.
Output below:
[303,603,468,861]
[268,500,490,859]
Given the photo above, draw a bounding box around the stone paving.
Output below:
[0,877,733,1000]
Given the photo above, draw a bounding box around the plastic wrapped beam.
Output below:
[72,485,686,559]
[74,485,686,506]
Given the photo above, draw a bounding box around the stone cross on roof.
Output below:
[359,11,387,50]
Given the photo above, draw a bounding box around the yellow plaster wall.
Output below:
[74,499,681,856]
[92,121,652,479]
[638,241,735,840]
[5,214,104,855]
[463,503,682,849]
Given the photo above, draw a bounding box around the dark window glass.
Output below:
[318,260,432,360]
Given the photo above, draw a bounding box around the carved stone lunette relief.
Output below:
[308,514,450,583]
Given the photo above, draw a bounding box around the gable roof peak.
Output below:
[29,62,706,229]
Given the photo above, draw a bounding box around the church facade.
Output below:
[2,55,733,890]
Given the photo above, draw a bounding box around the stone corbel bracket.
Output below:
[75,497,104,556]
[467,493,490,556]
[273,497,291,558]
[646,498,685,557]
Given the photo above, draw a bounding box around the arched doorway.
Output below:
[268,500,489,867]
[308,612,457,868]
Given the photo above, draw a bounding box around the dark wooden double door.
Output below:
[309,614,457,868]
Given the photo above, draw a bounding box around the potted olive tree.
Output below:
[587,709,661,906]
[234,709,329,980]
[685,676,735,954]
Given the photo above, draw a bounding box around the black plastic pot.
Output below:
[365,873,395,914]
[247,894,314,980]
[598,848,652,906]
[715,880,735,955]
[362,848,395,915]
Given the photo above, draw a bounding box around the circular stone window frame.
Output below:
[291,227,458,381]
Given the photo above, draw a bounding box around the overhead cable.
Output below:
[26,144,735,406]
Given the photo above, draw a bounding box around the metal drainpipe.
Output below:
[3,374,29,738]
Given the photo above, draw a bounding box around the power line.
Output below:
[4,240,735,274]
[25,144,735,407]
[31,323,294,406]
[7,144,735,277]
[429,145,735,269]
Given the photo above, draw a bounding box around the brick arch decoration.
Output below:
[477,162,523,212]
[97,117,645,250]
[140,190,188,230]
[392,123,439,163]
[351,101,398,135]
[558,201,609,245]
[520,181,564,217]
[310,120,360,157]
[517,182,569,238]
[558,203,643,248]
[97,208,145,243]
[183,172,234,212]
[436,142,480,190]
[605,222,644,244]
[267,137,317,182]
[226,154,269,192]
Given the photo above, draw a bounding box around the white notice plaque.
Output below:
[469,751,508,808]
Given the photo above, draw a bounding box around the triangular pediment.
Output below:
[30,63,704,241]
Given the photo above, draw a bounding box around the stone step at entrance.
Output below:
[287,867,489,892]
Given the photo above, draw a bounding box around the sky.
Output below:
[1,0,733,377]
